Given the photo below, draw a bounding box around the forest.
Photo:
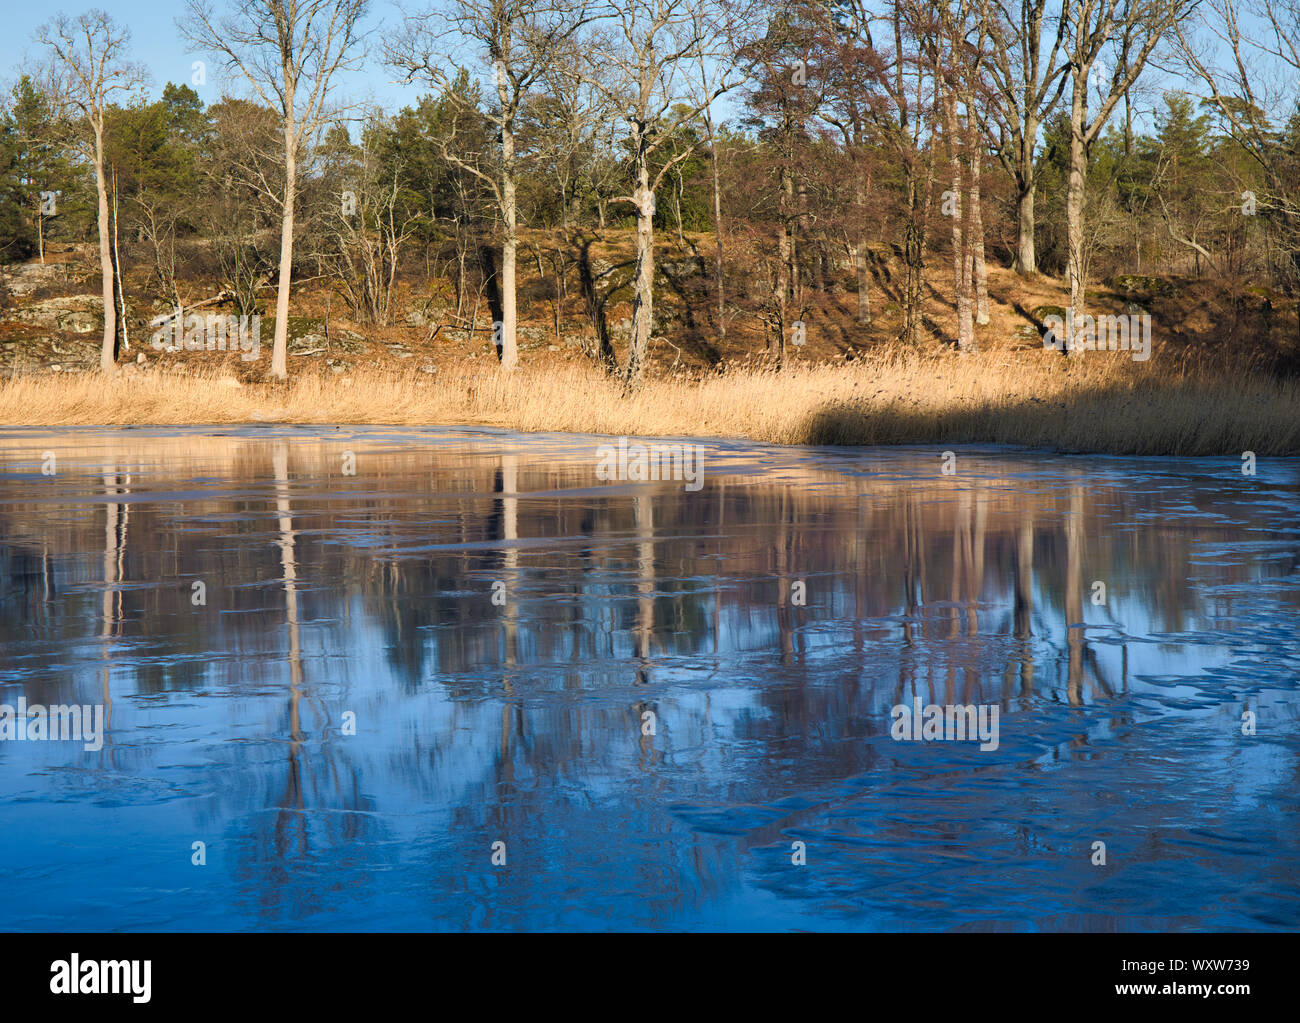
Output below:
[1,0,1298,450]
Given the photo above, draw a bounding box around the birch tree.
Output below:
[585,0,749,386]
[38,11,146,372]
[180,0,369,379]
[388,0,595,372]
[937,0,993,346]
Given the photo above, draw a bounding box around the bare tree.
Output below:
[936,0,993,349]
[389,0,596,372]
[180,0,369,378]
[984,0,1070,275]
[872,0,940,347]
[937,0,975,349]
[315,113,418,325]
[38,10,146,372]
[528,46,621,235]
[584,0,751,386]
[692,47,731,339]
[814,1,890,331]
[1060,0,1190,348]
[134,187,183,310]
[201,97,284,317]
[1177,0,1300,339]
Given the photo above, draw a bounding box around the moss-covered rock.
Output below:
[1030,304,1066,322]
[1110,274,1180,297]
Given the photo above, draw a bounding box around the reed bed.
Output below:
[2,349,1296,455]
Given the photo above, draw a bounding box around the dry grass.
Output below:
[2,348,1297,455]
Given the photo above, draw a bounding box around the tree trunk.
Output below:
[783,164,798,318]
[499,121,519,371]
[774,224,789,363]
[625,142,654,387]
[970,138,989,325]
[1015,112,1039,275]
[796,179,814,296]
[902,193,926,347]
[900,106,936,348]
[854,242,871,326]
[272,132,297,379]
[111,170,129,351]
[578,238,615,372]
[959,241,974,351]
[93,136,116,373]
[946,98,973,351]
[708,121,726,339]
[1066,77,1088,355]
[1015,185,1037,275]
[774,162,794,366]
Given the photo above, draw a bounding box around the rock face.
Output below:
[8,296,103,334]
[1,263,75,298]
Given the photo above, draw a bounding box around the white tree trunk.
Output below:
[93,138,116,373]
[499,122,519,371]
[272,127,297,380]
[970,141,989,326]
[946,99,973,351]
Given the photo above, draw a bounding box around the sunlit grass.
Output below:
[2,348,1296,455]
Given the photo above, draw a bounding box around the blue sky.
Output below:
[1,1,423,116]
[0,1,748,137]
[2,2,1281,138]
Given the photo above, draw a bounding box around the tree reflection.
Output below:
[1,433,1296,929]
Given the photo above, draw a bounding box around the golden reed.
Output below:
[2,350,1296,455]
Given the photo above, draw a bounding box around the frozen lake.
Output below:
[1,426,1297,931]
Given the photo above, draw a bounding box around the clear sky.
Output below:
[0,0,751,139]
[0,1,1277,137]
[0,1,427,117]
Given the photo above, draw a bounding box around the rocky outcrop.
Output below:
[1,262,78,298]
[7,295,103,334]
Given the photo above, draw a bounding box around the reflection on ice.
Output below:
[0,426,1297,931]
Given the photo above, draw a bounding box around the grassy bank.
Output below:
[2,350,1297,455]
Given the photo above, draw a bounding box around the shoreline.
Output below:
[2,353,1297,456]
